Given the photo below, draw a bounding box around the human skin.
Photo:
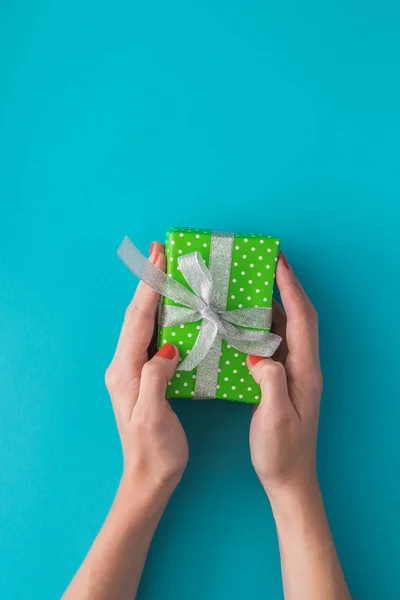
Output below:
[63,242,350,600]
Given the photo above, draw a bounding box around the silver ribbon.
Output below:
[117,233,281,398]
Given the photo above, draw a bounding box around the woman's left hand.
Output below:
[105,241,188,496]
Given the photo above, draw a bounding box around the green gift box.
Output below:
[158,227,280,404]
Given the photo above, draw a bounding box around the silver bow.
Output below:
[117,233,281,398]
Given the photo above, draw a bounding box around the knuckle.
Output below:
[260,360,286,380]
[105,363,120,391]
[141,360,164,384]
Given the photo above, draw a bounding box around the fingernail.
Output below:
[150,250,159,264]
[248,354,265,366]
[280,252,290,270]
[150,242,155,256]
[157,343,176,359]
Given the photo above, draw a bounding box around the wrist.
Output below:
[262,475,323,521]
[115,470,176,525]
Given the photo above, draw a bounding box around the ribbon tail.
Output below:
[230,332,282,357]
[160,305,201,327]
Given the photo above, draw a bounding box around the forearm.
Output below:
[63,475,171,600]
[268,481,351,600]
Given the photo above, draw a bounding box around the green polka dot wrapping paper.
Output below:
[159,227,280,404]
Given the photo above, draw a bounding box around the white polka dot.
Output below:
[240,287,244,292]
[235,245,239,250]
[223,393,227,398]
[256,289,260,293]
[196,325,201,330]
[241,271,246,275]
[168,381,171,385]
[203,243,207,247]
[263,298,267,302]
[276,240,280,245]
[238,304,243,308]
[239,394,243,399]
[255,395,259,400]
[192,374,196,379]
[232,386,236,390]
[226,360,230,365]
[232,278,237,283]
[224,376,229,381]
[196,234,200,238]
[177,266,181,271]
[176,373,180,378]
[171,332,176,336]
[179,233,184,237]
[175,390,179,394]
[187,242,191,246]
[248,279,253,284]
[168,273,172,277]
[247,296,251,300]
[247,387,252,391]
[184,382,188,387]
[178,249,182,254]
[266,264,270,269]
[257,272,261,277]
[242,254,247,259]
[179,340,183,345]
[217,384,220,389]
[250,263,254,268]
[234,353,238,357]
[227,344,231,348]
[244,238,248,242]
[233,369,237,374]
[260,240,264,244]
[241,362,246,366]
[171,240,175,245]
[267,248,272,253]
[264,281,269,285]
[218,368,221,372]
[191,391,194,395]
[234,262,238,266]
[258,256,263,260]
[187,333,192,338]
[275,257,278,262]
[163,339,167,344]
[231,295,235,299]
[180,324,185,328]
[187,349,190,353]
[251,247,255,251]
[240,378,244,382]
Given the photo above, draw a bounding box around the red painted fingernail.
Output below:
[150,251,159,264]
[280,252,290,269]
[157,343,176,359]
[150,242,155,255]
[248,354,265,366]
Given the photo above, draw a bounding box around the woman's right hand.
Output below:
[248,253,323,501]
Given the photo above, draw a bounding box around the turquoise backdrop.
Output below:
[1,1,399,598]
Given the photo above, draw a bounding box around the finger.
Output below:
[247,355,296,418]
[113,241,166,377]
[136,344,180,413]
[275,253,319,372]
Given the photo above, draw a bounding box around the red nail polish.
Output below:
[150,242,155,255]
[248,354,265,366]
[150,251,159,264]
[157,343,176,360]
[280,252,290,269]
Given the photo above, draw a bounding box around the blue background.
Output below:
[1,1,399,598]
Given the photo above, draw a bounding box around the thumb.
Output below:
[137,344,180,408]
[246,355,293,416]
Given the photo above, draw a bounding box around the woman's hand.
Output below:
[248,254,350,600]
[105,241,188,496]
[248,253,322,500]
